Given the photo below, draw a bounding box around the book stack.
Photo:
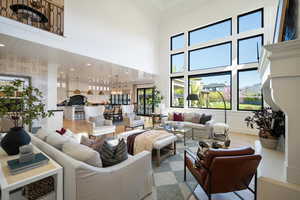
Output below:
[7,153,49,175]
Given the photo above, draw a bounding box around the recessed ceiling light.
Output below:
[86,63,91,66]
[0,43,5,47]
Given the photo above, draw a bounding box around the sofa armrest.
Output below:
[86,121,95,134]
[104,119,113,126]
[76,151,153,200]
[205,120,214,126]
[123,116,132,127]
[134,116,141,120]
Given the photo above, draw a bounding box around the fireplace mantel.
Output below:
[258,39,300,199]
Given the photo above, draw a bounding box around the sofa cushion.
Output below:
[192,113,202,124]
[36,128,53,141]
[183,113,194,122]
[62,142,102,167]
[46,133,69,150]
[200,114,212,125]
[101,139,128,167]
[174,113,184,121]
[168,113,174,121]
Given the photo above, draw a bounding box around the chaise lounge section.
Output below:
[30,132,153,200]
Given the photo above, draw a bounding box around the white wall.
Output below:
[0,0,160,74]
[156,0,278,134]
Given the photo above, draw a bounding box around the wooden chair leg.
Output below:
[192,129,194,140]
[184,151,186,181]
[156,149,160,167]
[173,142,176,155]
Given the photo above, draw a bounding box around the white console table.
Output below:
[0,146,63,200]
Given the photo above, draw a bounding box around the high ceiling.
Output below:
[148,0,186,11]
[0,34,154,85]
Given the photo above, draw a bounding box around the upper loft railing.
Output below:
[0,0,64,36]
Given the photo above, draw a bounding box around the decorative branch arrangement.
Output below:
[0,80,53,128]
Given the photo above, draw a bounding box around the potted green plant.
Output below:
[0,80,53,155]
[245,107,285,149]
[147,87,164,114]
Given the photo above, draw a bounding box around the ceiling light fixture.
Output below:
[0,43,5,47]
[86,63,91,66]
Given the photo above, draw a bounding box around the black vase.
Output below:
[1,127,31,155]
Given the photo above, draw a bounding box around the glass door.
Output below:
[145,88,154,115]
[137,88,154,115]
[137,89,145,115]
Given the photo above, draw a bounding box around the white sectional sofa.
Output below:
[30,132,153,200]
[163,112,214,139]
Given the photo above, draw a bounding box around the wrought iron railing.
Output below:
[0,0,64,36]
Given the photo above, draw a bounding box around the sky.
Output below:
[171,9,262,88]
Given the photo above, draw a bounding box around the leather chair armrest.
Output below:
[202,146,255,168]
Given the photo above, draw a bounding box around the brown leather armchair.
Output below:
[184,147,261,200]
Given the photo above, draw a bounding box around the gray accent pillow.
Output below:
[100,139,128,167]
[199,114,212,125]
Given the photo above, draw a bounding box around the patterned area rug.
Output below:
[149,139,255,200]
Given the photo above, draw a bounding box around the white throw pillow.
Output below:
[184,113,194,122]
[46,133,69,150]
[35,128,53,141]
[62,142,102,167]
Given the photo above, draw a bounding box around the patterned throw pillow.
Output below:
[100,139,128,167]
[199,114,212,125]
[173,113,184,121]
[80,135,107,153]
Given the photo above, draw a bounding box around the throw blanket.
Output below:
[127,132,143,155]
[134,130,173,155]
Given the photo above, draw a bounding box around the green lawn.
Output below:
[239,104,262,110]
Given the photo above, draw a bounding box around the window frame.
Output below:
[170,33,185,51]
[237,8,264,34]
[170,52,185,74]
[188,18,232,46]
[188,41,232,71]
[170,76,185,108]
[237,68,264,111]
[237,34,264,65]
[187,71,232,110]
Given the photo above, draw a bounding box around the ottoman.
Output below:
[118,129,177,166]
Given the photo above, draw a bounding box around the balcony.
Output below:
[0,0,64,36]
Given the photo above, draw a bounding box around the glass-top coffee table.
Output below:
[163,125,192,146]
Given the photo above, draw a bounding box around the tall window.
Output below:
[171,77,184,108]
[168,8,264,111]
[189,19,232,46]
[238,35,263,64]
[171,53,184,73]
[188,72,231,110]
[238,9,263,33]
[238,69,263,110]
[189,42,231,71]
[171,33,184,50]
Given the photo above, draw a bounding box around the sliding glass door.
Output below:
[137,88,154,115]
